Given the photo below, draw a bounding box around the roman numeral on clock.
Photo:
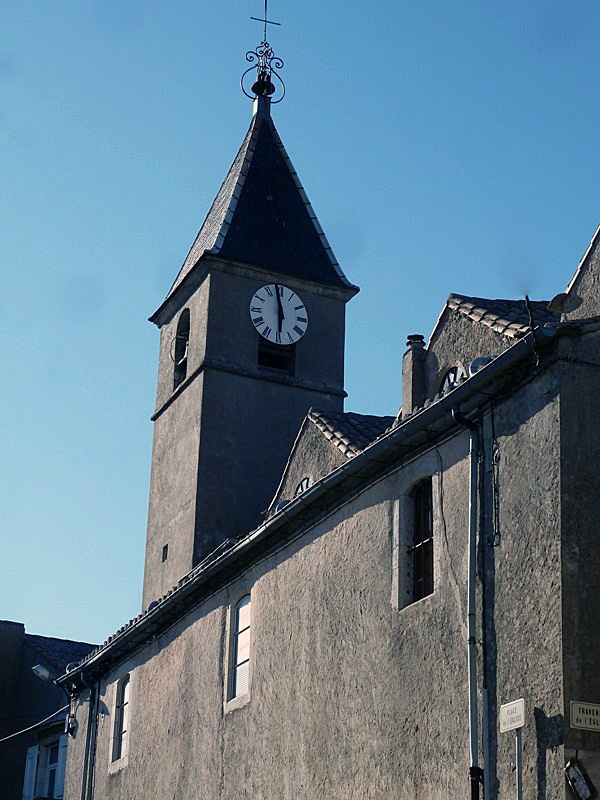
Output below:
[250,284,308,345]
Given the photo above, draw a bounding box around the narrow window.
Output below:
[408,478,434,601]
[231,595,251,699]
[172,309,190,390]
[45,742,59,797]
[258,338,295,375]
[112,675,130,761]
[161,543,169,562]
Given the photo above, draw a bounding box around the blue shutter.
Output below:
[22,745,39,800]
[54,735,68,798]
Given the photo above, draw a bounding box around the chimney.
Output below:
[402,334,426,416]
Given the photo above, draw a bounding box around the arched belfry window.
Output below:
[172,309,190,390]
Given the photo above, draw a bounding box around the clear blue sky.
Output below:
[2,0,599,645]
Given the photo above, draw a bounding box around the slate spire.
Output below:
[165,31,356,301]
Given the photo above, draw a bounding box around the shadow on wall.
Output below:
[534,708,564,800]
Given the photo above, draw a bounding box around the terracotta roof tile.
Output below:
[447,293,559,338]
[309,409,395,457]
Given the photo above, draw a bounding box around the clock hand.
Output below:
[274,283,284,332]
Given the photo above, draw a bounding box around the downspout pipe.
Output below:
[452,409,483,800]
[81,680,100,800]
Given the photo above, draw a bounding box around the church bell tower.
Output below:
[142,29,358,608]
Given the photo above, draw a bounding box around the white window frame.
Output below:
[224,592,253,712]
[22,734,67,800]
[109,674,131,769]
[391,453,441,614]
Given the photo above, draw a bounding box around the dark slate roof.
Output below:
[25,634,96,675]
[446,293,559,339]
[167,110,355,298]
[309,409,395,457]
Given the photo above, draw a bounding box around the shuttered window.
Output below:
[22,736,67,800]
[22,745,39,800]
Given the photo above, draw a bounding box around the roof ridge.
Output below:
[167,116,260,297]
[433,293,557,343]
[266,119,347,285]
[26,632,95,647]
[25,633,96,673]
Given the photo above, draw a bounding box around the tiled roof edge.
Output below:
[267,120,353,289]
[167,117,259,297]
[565,223,600,295]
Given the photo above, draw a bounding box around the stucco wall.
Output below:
[270,419,348,510]
[485,366,564,799]
[66,432,472,800]
[67,360,575,800]
[143,369,205,609]
[425,310,514,400]
[143,262,350,607]
[558,331,600,788]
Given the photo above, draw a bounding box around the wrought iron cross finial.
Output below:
[250,0,280,43]
[242,1,285,103]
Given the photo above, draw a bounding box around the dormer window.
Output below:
[172,309,190,390]
[295,476,313,496]
[439,364,466,395]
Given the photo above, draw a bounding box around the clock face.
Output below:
[250,284,308,345]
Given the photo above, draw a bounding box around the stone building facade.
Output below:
[58,52,600,800]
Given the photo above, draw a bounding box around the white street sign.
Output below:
[500,698,525,733]
[570,701,600,731]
